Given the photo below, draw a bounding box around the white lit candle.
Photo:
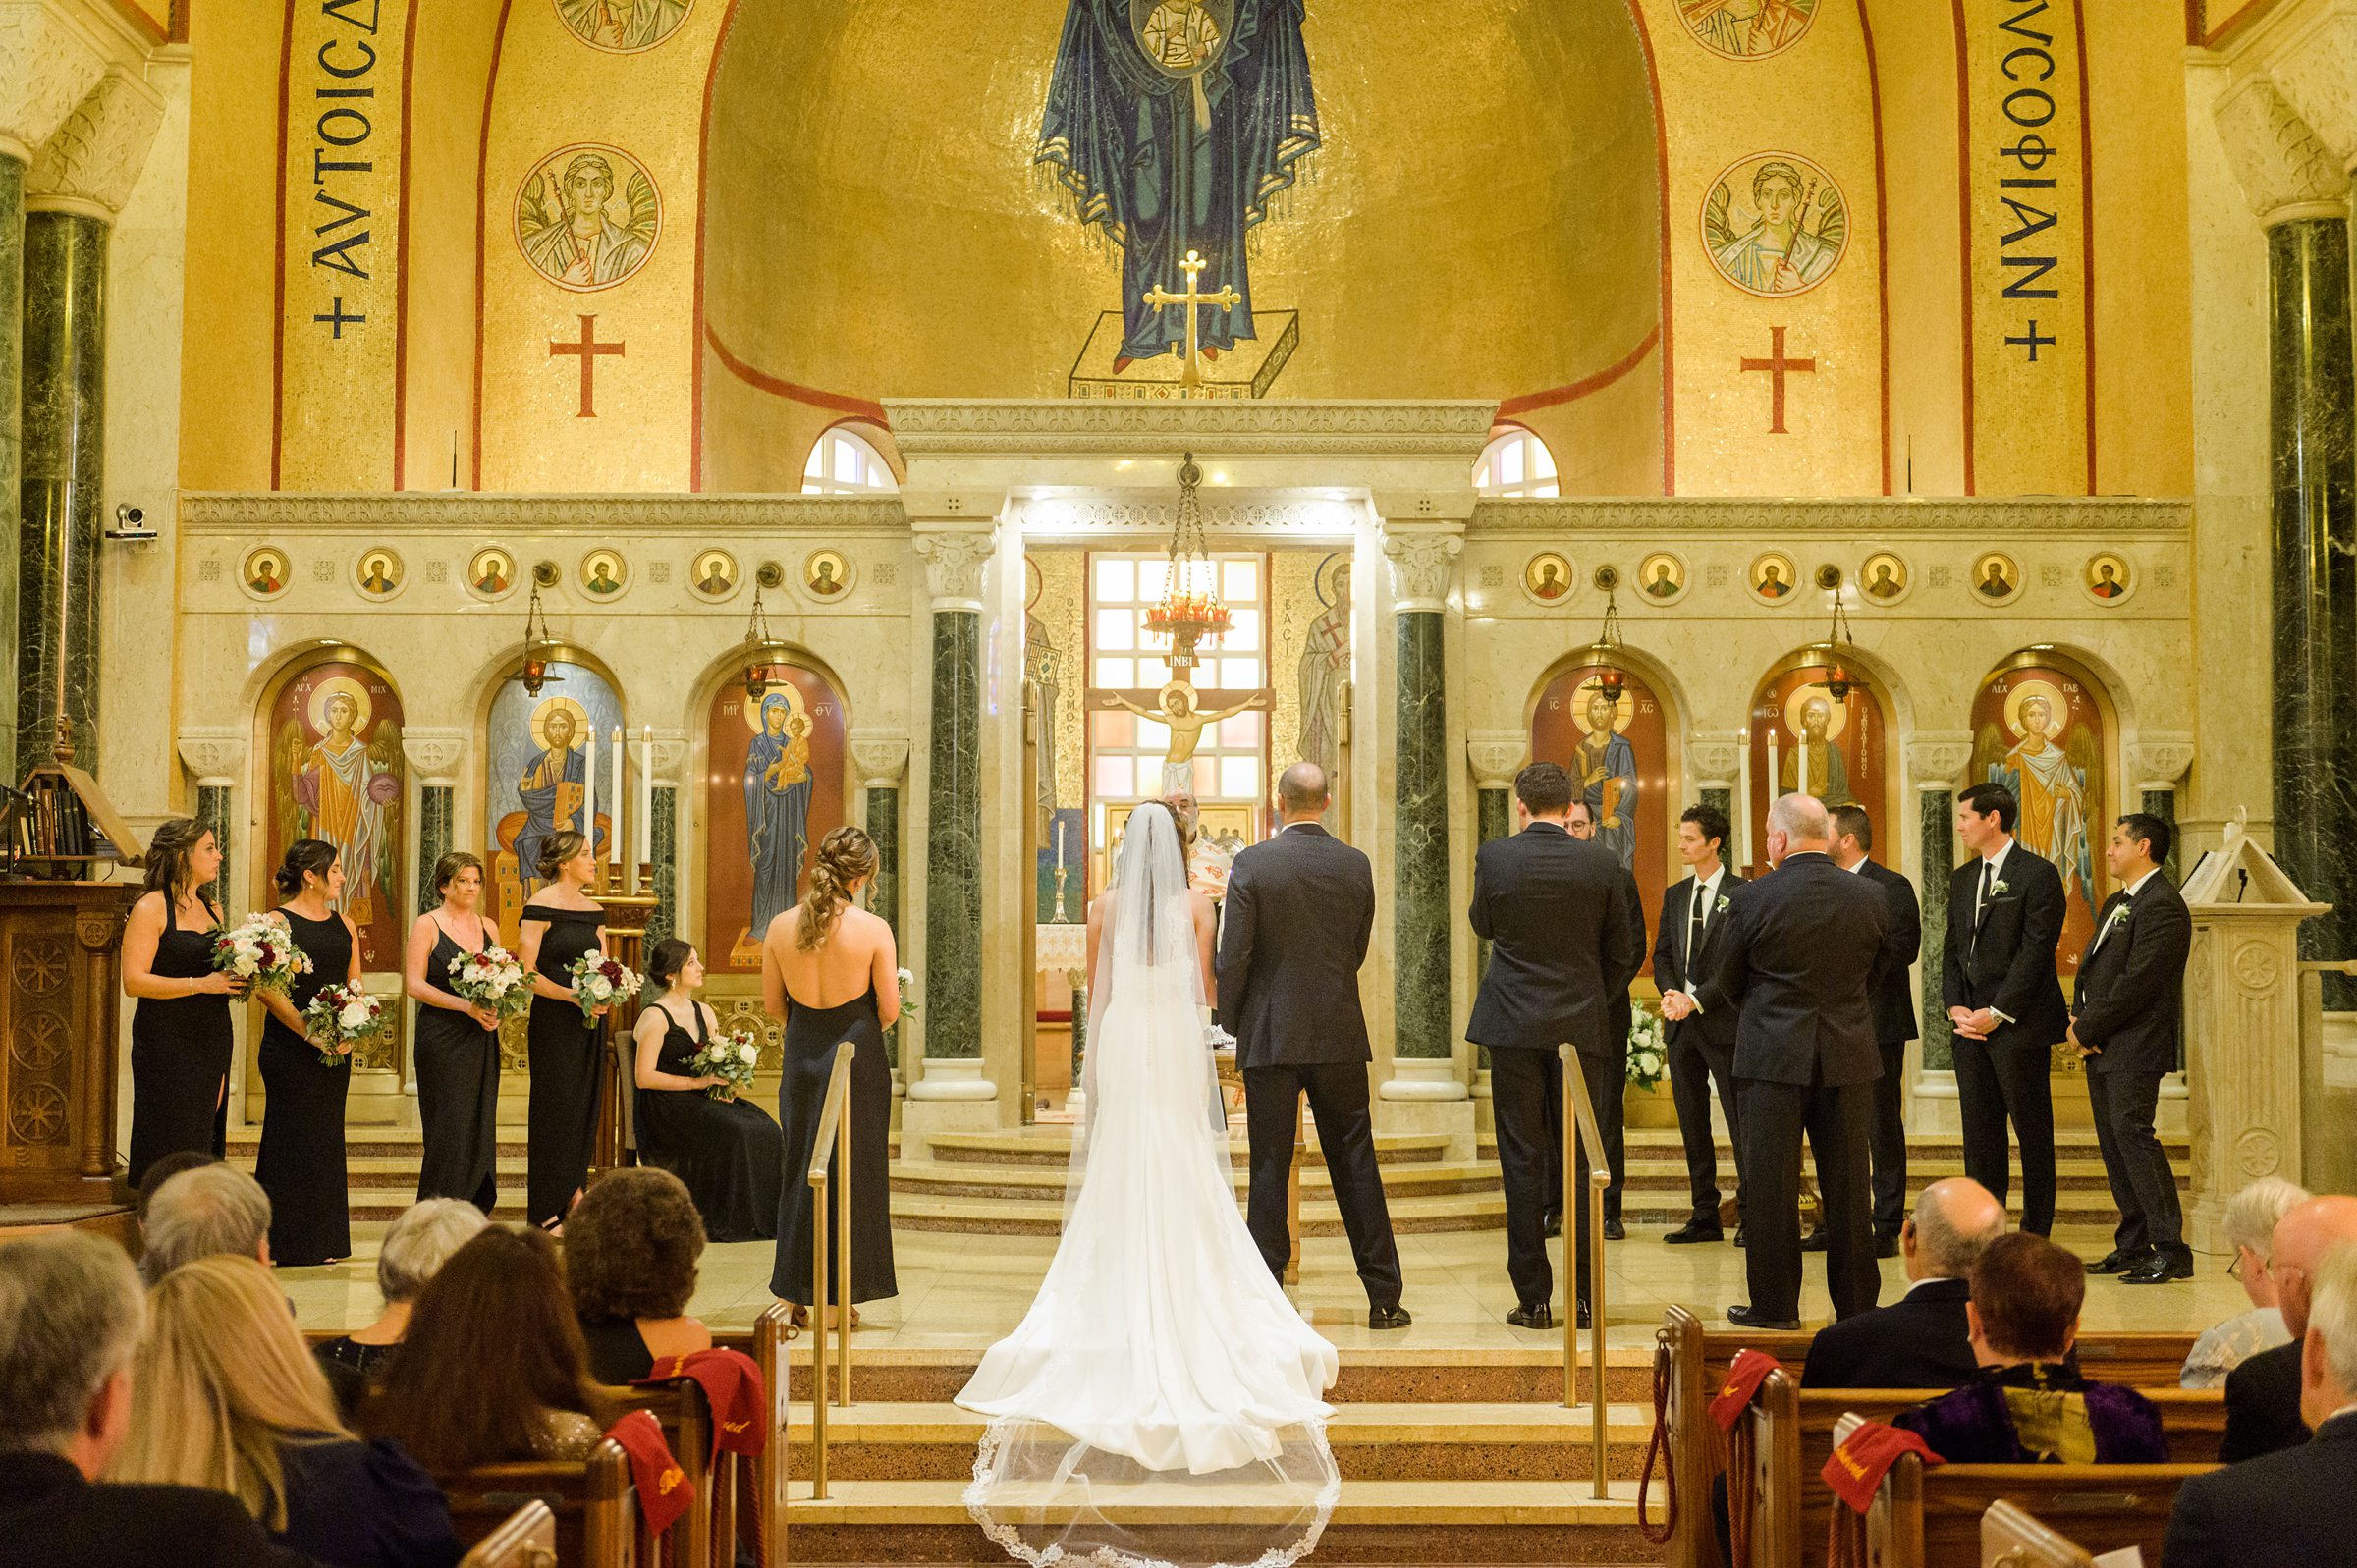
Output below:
[1766,730,1779,816]
[582,727,597,843]
[1736,730,1752,870]
[610,728,625,863]
[1056,819,1066,871]
[639,725,654,868]
[1796,732,1811,799]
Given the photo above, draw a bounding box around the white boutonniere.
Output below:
[1987,879,2010,898]
[1715,894,1733,915]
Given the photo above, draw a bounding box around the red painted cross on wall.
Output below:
[550,314,625,417]
[1739,325,1815,435]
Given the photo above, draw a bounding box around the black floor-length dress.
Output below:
[127,897,233,1188]
[523,903,605,1228]
[636,1002,785,1242]
[254,908,354,1266]
[413,919,501,1211]
[770,985,896,1305]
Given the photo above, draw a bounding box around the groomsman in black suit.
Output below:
[1653,803,1743,1244]
[1566,797,1646,1240]
[1830,804,1923,1257]
[1219,762,1409,1329]
[1469,762,1643,1329]
[2070,812,2195,1284]
[1667,793,1890,1327]
[1943,783,2068,1235]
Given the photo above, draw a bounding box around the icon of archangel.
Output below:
[1974,678,2100,927]
[1036,0,1320,369]
[279,672,403,948]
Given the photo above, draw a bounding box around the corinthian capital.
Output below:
[1464,730,1525,789]
[912,527,995,612]
[400,730,468,785]
[176,729,246,787]
[1382,526,1464,614]
[2213,77,2345,224]
[850,730,911,788]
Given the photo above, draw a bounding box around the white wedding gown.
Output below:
[956,804,1341,1568]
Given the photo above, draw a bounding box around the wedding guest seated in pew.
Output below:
[362,1227,609,1470]
[2182,1176,2308,1390]
[0,1232,315,1568]
[137,1150,219,1233]
[109,1255,461,1568]
[1892,1231,2168,1463]
[2220,1195,2357,1462]
[2165,1242,2357,1568]
[313,1200,489,1417]
[1803,1178,2006,1390]
[564,1167,714,1384]
[140,1162,273,1284]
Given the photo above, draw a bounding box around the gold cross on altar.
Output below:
[1142,249,1240,394]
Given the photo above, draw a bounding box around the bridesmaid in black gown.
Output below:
[633,940,785,1242]
[766,826,899,1324]
[253,838,363,1267]
[123,818,245,1188]
[405,850,506,1211]
[517,829,609,1231]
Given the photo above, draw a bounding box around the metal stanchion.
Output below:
[805,1042,855,1500]
[1559,1042,1612,1500]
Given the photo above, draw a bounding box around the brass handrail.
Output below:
[1558,1042,1612,1500]
[806,1039,855,1498]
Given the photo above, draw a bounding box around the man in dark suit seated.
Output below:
[0,1231,317,1568]
[1467,761,1642,1331]
[2069,812,2197,1284]
[1802,1177,2005,1389]
[2165,1242,2357,1568]
[1653,803,1743,1246]
[2222,1194,2357,1461]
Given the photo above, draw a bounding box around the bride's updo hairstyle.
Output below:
[795,826,877,950]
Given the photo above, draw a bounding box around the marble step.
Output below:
[775,1477,1654,1564]
[894,1189,1511,1236]
[890,1157,1501,1201]
[918,1129,1452,1168]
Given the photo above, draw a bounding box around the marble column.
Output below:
[1465,731,1525,994]
[2130,737,2196,888]
[1908,735,1972,1071]
[646,731,685,951]
[401,731,466,916]
[1383,526,1463,1099]
[1687,733,1741,863]
[851,730,909,1076]
[908,527,994,1102]
[176,733,245,917]
[16,205,102,773]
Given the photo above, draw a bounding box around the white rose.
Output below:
[339,1000,370,1030]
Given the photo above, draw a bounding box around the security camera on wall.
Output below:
[104,502,157,543]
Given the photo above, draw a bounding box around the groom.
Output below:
[1218,762,1410,1329]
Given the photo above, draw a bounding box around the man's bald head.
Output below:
[2270,1195,2357,1336]
[1766,792,1832,846]
[1277,762,1330,819]
[1908,1177,2007,1282]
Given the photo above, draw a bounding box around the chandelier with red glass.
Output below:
[1142,452,1232,673]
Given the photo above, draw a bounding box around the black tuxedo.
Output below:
[2074,870,2194,1257]
[1653,867,1746,1225]
[2220,1337,2310,1462]
[1853,857,1923,1236]
[1217,823,1401,1308]
[1595,868,1646,1224]
[1695,851,1891,1321]
[1468,822,1643,1311]
[1943,841,2069,1233]
[1799,1276,1977,1389]
[0,1451,319,1568]
[2165,1410,2357,1568]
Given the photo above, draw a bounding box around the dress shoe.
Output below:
[1603,1217,1626,1241]
[1507,1302,1555,1330]
[1368,1304,1412,1330]
[1664,1220,1725,1245]
[2085,1247,2151,1275]
[1799,1229,1829,1252]
[1725,1304,1801,1332]
[2121,1247,2195,1284]
[1732,1225,1746,1249]
[1874,1233,1901,1260]
[1542,1213,1562,1239]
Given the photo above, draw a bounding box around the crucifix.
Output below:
[1142,249,1241,394]
[1739,324,1816,435]
[549,313,625,418]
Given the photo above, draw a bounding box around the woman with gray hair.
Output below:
[312,1200,487,1415]
[2180,1174,2311,1388]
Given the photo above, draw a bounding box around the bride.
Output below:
[956,802,1341,1568]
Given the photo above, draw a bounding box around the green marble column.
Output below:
[0,154,24,784]
[416,785,453,915]
[647,785,677,949]
[1474,784,1509,987]
[17,211,105,775]
[1701,785,1733,837]
[2141,788,2180,887]
[926,610,983,1059]
[194,783,231,915]
[1394,611,1451,1059]
[866,784,902,1069]
[1920,787,1956,1069]
[2272,214,2357,1003]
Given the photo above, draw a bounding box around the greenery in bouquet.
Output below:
[689,1026,762,1102]
[447,944,534,1022]
[1625,1004,1668,1093]
[302,982,386,1067]
[896,966,917,1016]
[569,951,641,1025]
[212,913,311,997]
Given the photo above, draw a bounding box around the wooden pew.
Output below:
[1869,1453,2216,1568]
[440,1438,635,1568]
[601,1380,714,1568]
[457,1501,558,1568]
[1734,1369,2224,1566]
[1980,1499,2094,1568]
[753,1301,793,1567]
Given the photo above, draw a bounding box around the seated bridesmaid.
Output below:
[631,940,785,1242]
[564,1167,712,1384]
[1893,1232,2169,1464]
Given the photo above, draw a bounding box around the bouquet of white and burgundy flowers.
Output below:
[1625,1004,1668,1093]
[688,1025,762,1102]
[301,982,386,1066]
[447,944,533,1022]
[212,913,310,997]
[568,951,640,1025]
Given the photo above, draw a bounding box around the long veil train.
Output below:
[954,803,1341,1568]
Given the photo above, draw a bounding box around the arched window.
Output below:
[801,425,899,494]
[1473,426,1560,498]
